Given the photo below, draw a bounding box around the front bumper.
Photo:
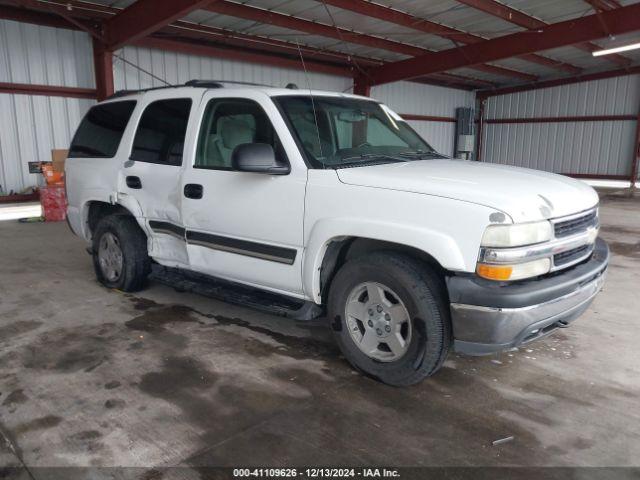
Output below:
[447,237,609,356]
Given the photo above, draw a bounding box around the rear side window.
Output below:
[130,98,192,166]
[68,101,136,158]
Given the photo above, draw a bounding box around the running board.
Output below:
[149,265,324,321]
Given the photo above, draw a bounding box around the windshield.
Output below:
[274,95,440,168]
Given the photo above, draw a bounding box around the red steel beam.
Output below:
[93,38,114,100]
[103,0,217,50]
[486,114,636,124]
[206,0,537,82]
[457,0,630,66]
[477,65,640,99]
[353,75,371,96]
[0,81,96,98]
[369,4,640,85]
[321,0,580,74]
[0,3,78,28]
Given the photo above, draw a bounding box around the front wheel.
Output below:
[328,252,451,386]
[92,215,151,292]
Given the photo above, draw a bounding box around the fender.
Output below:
[75,190,145,240]
[303,217,467,304]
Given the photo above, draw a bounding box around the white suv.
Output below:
[65,80,608,385]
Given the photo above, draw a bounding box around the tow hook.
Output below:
[557,320,570,328]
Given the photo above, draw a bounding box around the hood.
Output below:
[336,159,599,223]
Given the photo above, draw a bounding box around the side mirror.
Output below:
[231,143,290,175]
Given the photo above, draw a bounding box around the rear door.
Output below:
[180,90,307,297]
[65,100,137,238]
[118,91,202,267]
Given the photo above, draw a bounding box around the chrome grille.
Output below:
[549,207,599,271]
[554,210,598,238]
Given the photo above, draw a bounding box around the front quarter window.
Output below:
[274,96,438,168]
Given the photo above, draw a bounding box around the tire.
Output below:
[328,251,451,386]
[92,214,151,292]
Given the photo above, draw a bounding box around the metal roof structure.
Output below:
[1,0,640,98]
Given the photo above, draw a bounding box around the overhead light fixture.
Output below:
[593,41,640,57]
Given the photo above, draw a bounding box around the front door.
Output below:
[180,90,307,297]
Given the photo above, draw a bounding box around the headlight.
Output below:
[477,220,553,281]
[481,220,552,247]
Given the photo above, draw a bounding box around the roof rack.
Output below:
[106,79,272,100]
[107,84,178,99]
[185,79,269,88]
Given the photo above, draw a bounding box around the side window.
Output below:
[131,98,192,166]
[68,101,136,158]
[195,98,286,170]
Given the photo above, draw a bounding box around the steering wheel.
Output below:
[357,142,371,148]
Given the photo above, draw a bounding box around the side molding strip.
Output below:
[149,220,296,265]
[186,230,297,265]
[149,220,186,240]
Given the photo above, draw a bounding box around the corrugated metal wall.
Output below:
[113,45,353,93]
[482,75,640,177]
[373,81,476,156]
[0,19,474,192]
[0,19,95,194]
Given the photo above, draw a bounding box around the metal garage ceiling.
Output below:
[1,0,640,92]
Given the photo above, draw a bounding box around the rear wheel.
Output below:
[328,251,451,386]
[92,215,150,292]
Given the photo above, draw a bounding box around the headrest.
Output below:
[219,117,254,150]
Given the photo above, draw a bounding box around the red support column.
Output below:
[353,75,370,97]
[93,39,114,101]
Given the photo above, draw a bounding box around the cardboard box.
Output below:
[51,149,68,173]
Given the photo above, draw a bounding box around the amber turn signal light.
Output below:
[476,264,513,281]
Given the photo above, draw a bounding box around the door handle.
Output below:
[126,176,142,189]
[184,183,203,199]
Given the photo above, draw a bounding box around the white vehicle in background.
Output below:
[65,80,608,386]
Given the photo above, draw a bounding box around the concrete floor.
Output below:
[0,191,639,476]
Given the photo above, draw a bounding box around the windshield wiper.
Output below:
[397,150,445,159]
[340,153,394,162]
[333,154,407,169]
